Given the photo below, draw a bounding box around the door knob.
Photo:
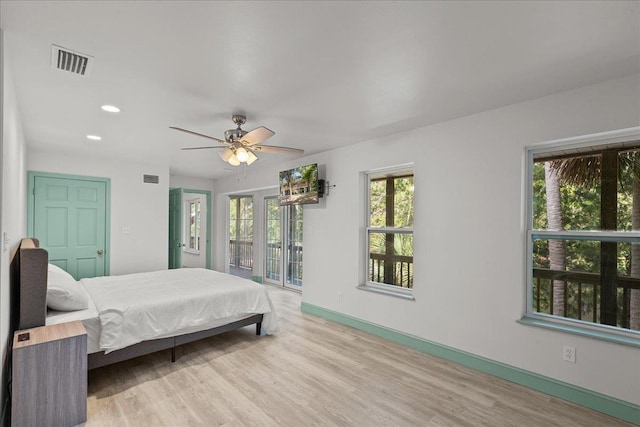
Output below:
[97,249,104,255]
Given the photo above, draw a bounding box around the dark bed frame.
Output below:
[11,238,263,370]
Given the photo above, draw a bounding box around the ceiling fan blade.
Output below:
[218,147,235,162]
[169,126,227,144]
[240,126,275,146]
[253,145,304,155]
[181,146,227,150]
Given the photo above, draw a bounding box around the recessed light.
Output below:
[87,135,102,141]
[101,105,120,113]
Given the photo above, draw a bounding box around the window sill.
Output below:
[357,284,415,300]
[518,315,640,348]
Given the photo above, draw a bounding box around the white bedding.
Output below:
[47,296,101,353]
[48,268,277,354]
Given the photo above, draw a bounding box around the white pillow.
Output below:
[47,264,89,311]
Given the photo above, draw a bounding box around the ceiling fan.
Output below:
[170,114,304,166]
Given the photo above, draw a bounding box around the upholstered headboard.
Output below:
[10,238,48,333]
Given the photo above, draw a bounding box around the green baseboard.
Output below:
[252,276,263,284]
[301,302,639,425]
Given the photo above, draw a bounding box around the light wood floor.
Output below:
[84,286,632,426]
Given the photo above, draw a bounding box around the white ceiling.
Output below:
[2,1,639,179]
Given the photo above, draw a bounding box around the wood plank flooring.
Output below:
[84,286,632,426]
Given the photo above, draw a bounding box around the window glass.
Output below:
[187,199,201,251]
[229,196,253,276]
[529,144,640,334]
[365,168,414,292]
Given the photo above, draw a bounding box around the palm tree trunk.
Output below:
[630,179,640,330]
[545,162,565,316]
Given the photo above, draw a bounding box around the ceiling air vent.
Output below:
[51,45,94,77]
[143,174,160,184]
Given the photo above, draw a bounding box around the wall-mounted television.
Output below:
[279,163,320,205]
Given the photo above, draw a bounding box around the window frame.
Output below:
[359,163,415,300]
[523,127,640,347]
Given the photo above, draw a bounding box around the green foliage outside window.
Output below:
[229,196,253,269]
[531,150,640,330]
[368,172,414,288]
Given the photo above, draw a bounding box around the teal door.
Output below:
[31,174,108,280]
[168,188,183,269]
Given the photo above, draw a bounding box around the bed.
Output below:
[11,238,277,369]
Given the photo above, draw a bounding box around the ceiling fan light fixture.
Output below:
[246,151,258,165]
[236,147,249,162]
[228,154,241,166]
[218,148,234,162]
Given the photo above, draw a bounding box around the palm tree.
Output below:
[300,165,317,194]
[544,162,566,316]
[280,170,293,197]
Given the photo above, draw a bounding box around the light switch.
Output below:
[122,227,132,234]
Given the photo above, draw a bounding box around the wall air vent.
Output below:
[143,174,160,184]
[51,45,94,77]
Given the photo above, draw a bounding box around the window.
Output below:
[229,196,253,279]
[185,198,201,253]
[361,165,414,298]
[526,130,640,344]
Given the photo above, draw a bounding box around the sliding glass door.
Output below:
[285,204,303,289]
[264,197,303,290]
[229,196,253,280]
[265,198,281,283]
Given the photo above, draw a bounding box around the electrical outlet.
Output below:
[563,345,576,363]
[337,291,342,302]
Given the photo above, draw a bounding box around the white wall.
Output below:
[28,150,169,275]
[169,174,214,193]
[213,73,640,405]
[0,30,28,418]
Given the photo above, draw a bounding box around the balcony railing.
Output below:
[230,240,303,285]
[265,242,303,285]
[369,253,413,288]
[229,240,253,269]
[231,238,414,288]
[532,268,640,329]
